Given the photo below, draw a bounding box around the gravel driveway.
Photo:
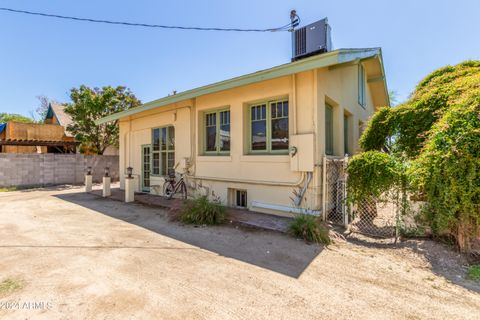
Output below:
[0,186,479,319]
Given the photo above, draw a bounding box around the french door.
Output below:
[141,145,151,192]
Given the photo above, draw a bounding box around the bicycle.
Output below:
[162,171,187,200]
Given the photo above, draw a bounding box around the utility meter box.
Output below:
[290,133,315,172]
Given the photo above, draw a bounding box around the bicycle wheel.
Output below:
[163,181,174,199]
[179,181,187,200]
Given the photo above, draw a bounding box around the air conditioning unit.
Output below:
[292,18,332,61]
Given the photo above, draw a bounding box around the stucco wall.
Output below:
[118,64,378,216]
[0,154,119,187]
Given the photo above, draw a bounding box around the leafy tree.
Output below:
[348,60,480,251]
[0,113,34,124]
[64,85,141,154]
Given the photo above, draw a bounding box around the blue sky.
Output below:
[1,0,479,117]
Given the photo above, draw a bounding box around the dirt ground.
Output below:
[0,186,479,320]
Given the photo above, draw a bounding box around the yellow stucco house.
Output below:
[97,48,389,216]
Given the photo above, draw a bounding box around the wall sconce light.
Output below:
[86,166,92,175]
[104,167,110,177]
[126,167,133,178]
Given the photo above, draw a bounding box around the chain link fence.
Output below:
[323,156,416,239]
[348,196,398,238]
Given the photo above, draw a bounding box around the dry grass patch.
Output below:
[0,278,24,297]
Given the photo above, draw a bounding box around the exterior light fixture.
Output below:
[126,167,133,178]
[104,167,110,177]
[86,166,92,176]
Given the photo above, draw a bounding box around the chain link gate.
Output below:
[322,157,348,227]
[322,156,400,239]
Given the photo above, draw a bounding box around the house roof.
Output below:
[46,103,74,137]
[96,48,389,125]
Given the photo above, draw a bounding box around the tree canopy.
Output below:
[64,85,141,154]
[0,113,35,124]
[347,60,480,250]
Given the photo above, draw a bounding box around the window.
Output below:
[152,126,175,176]
[231,189,247,208]
[344,114,350,155]
[358,64,366,108]
[204,109,230,154]
[325,103,334,155]
[236,190,247,208]
[250,99,289,153]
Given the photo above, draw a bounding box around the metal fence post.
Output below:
[344,154,349,228]
[322,156,327,221]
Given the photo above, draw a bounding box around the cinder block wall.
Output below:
[0,154,119,187]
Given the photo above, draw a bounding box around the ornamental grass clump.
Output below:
[468,265,480,281]
[180,195,225,225]
[289,214,331,245]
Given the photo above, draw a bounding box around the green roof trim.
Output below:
[96,48,387,124]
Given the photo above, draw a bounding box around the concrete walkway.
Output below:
[91,187,292,233]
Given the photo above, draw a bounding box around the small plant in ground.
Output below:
[289,214,331,245]
[0,187,18,192]
[468,265,480,281]
[180,195,225,225]
[0,278,24,296]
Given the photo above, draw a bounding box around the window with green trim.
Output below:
[152,126,175,175]
[204,109,230,154]
[358,64,366,108]
[249,100,289,153]
[325,103,334,155]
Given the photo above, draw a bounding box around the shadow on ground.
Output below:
[346,233,480,293]
[54,191,323,278]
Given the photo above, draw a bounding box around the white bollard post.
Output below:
[85,166,93,193]
[102,167,111,197]
[125,166,134,203]
[103,176,111,197]
[125,177,134,203]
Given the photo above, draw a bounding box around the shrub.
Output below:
[289,214,331,245]
[468,265,480,281]
[346,151,403,203]
[359,106,395,151]
[180,195,225,225]
[410,98,480,249]
[348,60,480,252]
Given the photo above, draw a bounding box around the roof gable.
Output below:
[45,103,74,137]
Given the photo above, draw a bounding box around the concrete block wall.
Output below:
[0,154,119,187]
